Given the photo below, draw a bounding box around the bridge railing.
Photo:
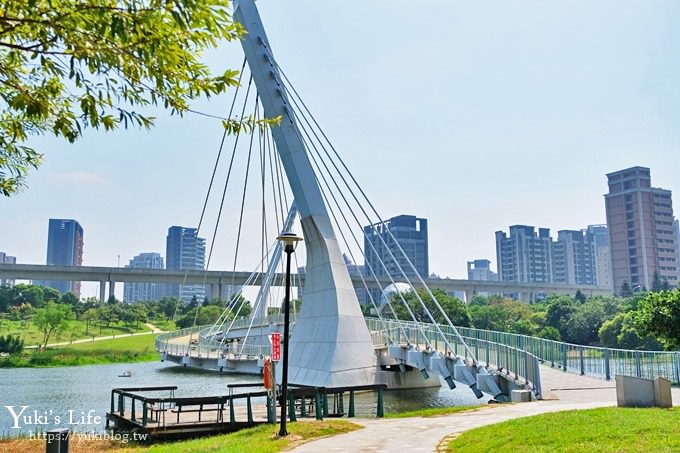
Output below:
[157,314,677,387]
[155,326,271,359]
[368,319,680,385]
[367,318,543,399]
[449,325,680,384]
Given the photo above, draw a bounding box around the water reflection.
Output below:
[0,362,489,435]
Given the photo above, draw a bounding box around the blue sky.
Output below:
[2,0,679,297]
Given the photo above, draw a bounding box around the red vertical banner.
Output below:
[271,332,281,361]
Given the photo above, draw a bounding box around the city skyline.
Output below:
[1,1,679,287]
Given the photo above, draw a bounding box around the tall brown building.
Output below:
[605,167,678,294]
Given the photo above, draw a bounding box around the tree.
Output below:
[0,0,249,196]
[391,288,470,327]
[574,290,586,304]
[82,308,98,335]
[33,302,74,347]
[598,314,624,348]
[633,289,680,349]
[545,296,576,332]
[158,297,181,320]
[620,281,632,297]
[0,334,24,353]
[177,305,222,328]
[651,272,663,292]
[535,326,561,341]
[59,291,83,317]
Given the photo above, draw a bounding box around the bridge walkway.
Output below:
[291,365,679,453]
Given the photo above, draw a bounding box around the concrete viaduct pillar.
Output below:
[99,281,106,302]
[109,281,116,301]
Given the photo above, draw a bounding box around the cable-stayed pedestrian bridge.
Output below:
[155,314,679,402]
[157,315,542,401]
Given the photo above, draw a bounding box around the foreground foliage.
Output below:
[448,407,680,452]
[0,0,243,195]
[633,289,680,349]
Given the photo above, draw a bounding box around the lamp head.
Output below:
[276,231,303,252]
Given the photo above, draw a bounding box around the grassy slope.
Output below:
[0,334,159,367]
[448,406,680,452]
[0,319,150,346]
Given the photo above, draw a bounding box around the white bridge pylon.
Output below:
[183,0,500,399]
[234,0,378,389]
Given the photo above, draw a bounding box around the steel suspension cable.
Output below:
[272,58,475,360]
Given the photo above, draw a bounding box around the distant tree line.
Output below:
[380,287,679,351]
[0,284,253,348]
[1,283,678,351]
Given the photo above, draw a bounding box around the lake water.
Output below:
[0,361,490,436]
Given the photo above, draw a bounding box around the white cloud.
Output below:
[47,172,108,187]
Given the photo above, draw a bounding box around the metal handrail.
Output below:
[156,313,678,386]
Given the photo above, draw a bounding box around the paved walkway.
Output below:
[291,366,679,453]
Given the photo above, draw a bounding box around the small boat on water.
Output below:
[118,371,132,378]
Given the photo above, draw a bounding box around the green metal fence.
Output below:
[437,324,679,384]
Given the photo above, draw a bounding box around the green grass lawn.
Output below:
[0,333,159,367]
[0,318,150,347]
[447,406,680,452]
[131,420,361,453]
[0,420,361,452]
[152,319,176,332]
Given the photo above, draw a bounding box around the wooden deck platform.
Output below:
[106,383,387,442]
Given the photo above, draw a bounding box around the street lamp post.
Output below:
[276,231,302,437]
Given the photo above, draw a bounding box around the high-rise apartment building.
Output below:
[675,219,680,279]
[44,219,84,296]
[123,253,165,302]
[466,259,498,299]
[467,259,498,281]
[0,251,17,286]
[364,215,429,279]
[364,215,428,304]
[605,166,678,294]
[495,225,552,283]
[166,226,206,303]
[552,230,596,285]
[587,225,611,289]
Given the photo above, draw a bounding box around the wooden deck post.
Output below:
[300,395,307,417]
[142,402,148,426]
[247,395,253,425]
[267,395,274,424]
[118,393,124,416]
[348,390,355,418]
[288,391,296,422]
[314,389,322,420]
[377,388,384,418]
[322,390,328,417]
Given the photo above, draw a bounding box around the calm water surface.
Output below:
[0,361,489,435]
